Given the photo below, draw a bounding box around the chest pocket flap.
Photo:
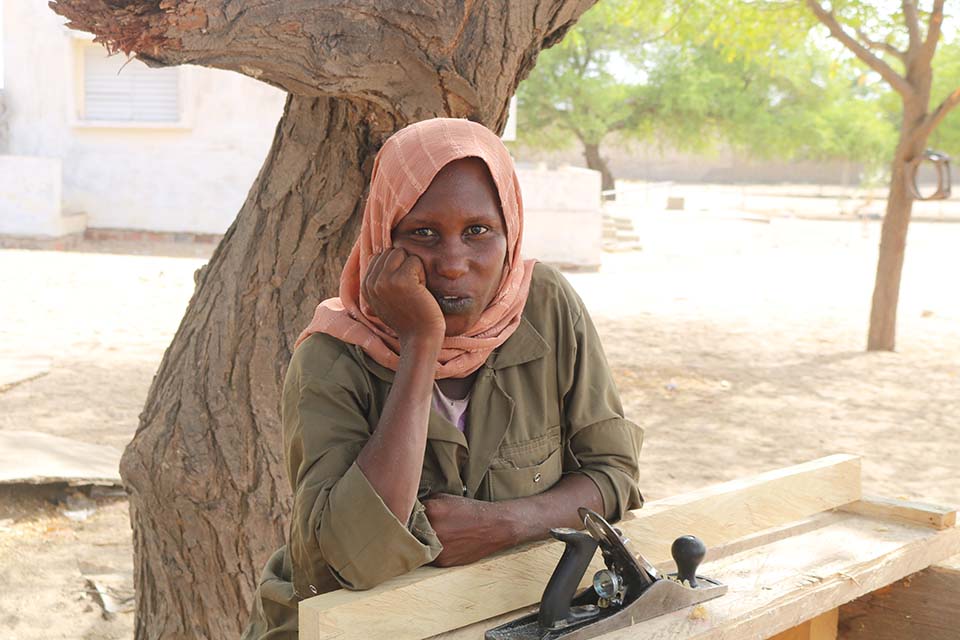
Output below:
[487,425,562,500]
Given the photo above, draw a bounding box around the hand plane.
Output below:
[485,508,727,640]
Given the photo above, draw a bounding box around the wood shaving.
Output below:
[688,604,708,621]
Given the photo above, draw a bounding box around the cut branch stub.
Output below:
[49,0,593,123]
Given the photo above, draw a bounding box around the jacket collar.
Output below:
[354,316,551,383]
[487,317,551,370]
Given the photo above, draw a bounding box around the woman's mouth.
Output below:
[435,295,474,314]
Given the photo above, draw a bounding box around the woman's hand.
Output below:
[362,248,446,346]
[422,494,513,567]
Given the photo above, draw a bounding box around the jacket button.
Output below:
[534,473,542,483]
[309,584,318,595]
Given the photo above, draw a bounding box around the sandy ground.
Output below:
[1,211,959,639]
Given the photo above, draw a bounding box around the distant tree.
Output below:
[802,0,960,351]
[515,0,663,193]
[525,0,958,351]
[516,1,894,195]
[723,44,897,177]
[641,39,896,170]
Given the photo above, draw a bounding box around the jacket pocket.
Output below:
[487,437,563,501]
[490,425,562,468]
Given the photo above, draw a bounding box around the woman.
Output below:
[244,118,643,639]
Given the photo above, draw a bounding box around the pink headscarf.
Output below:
[295,118,536,379]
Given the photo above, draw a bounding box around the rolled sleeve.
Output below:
[565,417,643,521]
[318,463,441,590]
[559,278,644,521]
[286,336,442,597]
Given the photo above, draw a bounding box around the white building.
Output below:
[0,2,603,268]
[0,0,285,240]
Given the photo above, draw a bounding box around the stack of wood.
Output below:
[299,455,960,640]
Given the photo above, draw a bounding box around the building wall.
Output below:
[0,156,63,236]
[510,139,871,186]
[2,0,286,234]
[519,166,602,270]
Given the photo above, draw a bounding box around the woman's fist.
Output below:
[362,248,446,346]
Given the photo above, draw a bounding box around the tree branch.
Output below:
[805,0,914,98]
[856,29,906,63]
[914,86,960,143]
[48,0,598,123]
[902,0,922,53]
[607,101,657,133]
[919,0,946,66]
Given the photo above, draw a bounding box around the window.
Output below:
[76,41,183,125]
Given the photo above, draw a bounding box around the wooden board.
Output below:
[770,609,837,640]
[300,454,862,640]
[436,511,960,640]
[0,430,122,486]
[837,553,960,639]
[839,495,957,530]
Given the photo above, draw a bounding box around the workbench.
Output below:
[299,455,960,640]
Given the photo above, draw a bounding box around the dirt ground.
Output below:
[1,211,958,639]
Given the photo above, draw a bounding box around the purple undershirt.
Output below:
[432,382,471,433]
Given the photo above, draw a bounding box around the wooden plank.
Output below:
[770,609,838,640]
[837,553,960,639]
[0,430,121,486]
[433,512,846,640]
[808,608,839,640]
[579,513,960,640]
[300,454,862,640]
[435,514,960,639]
[838,495,956,530]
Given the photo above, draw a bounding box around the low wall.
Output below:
[518,166,602,270]
[0,156,66,237]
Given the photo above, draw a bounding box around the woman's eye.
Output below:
[466,225,489,236]
[412,228,436,237]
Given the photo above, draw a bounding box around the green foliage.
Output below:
[517,0,900,173]
[796,1,960,161]
[515,0,665,150]
[926,39,960,152]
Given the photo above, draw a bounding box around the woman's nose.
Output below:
[432,241,470,280]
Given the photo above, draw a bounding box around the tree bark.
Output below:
[47,1,598,638]
[583,141,615,197]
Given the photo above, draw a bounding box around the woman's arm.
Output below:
[423,474,603,567]
[355,336,439,523]
[355,248,445,524]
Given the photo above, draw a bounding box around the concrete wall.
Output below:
[2,0,286,234]
[511,139,871,186]
[0,156,63,236]
[519,166,602,270]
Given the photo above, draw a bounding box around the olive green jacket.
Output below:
[244,263,643,639]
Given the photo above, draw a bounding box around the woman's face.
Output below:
[391,157,508,337]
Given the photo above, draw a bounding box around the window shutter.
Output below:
[83,46,180,122]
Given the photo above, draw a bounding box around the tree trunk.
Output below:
[867,153,916,351]
[121,95,392,639]
[583,142,616,198]
[867,89,931,351]
[44,1,600,637]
